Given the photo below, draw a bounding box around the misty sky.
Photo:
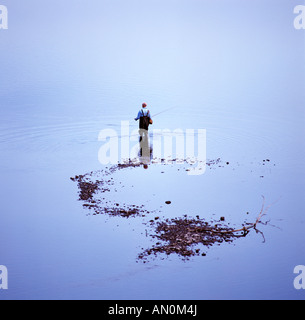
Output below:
[0,0,304,120]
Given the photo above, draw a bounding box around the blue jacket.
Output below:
[135,108,151,120]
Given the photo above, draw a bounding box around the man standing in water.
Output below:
[134,102,153,166]
[134,102,152,131]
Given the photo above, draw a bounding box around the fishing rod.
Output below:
[151,106,177,118]
[128,106,177,128]
[98,106,177,139]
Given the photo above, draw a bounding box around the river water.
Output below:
[1,0,305,300]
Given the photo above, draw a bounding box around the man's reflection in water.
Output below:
[138,129,153,169]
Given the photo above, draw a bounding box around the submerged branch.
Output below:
[208,195,275,237]
[138,196,276,262]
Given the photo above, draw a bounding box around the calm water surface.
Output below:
[1,0,305,299]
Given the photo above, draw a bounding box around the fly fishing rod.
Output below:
[101,106,177,139]
[151,106,177,118]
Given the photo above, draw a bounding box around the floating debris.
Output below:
[70,158,274,262]
[70,158,224,218]
[71,164,158,218]
[138,216,243,261]
[138,196,270,262]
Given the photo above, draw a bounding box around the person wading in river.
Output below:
[134,102,153,131]
[134,103,153,166]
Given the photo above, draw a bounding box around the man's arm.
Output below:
[134,110,142,121]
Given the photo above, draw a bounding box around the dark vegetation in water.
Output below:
[138,216,241,261]
[71,158,274,261]
[70,163,153,218]
[138,198,270,262]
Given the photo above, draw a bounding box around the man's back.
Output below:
[135,103,151,130]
